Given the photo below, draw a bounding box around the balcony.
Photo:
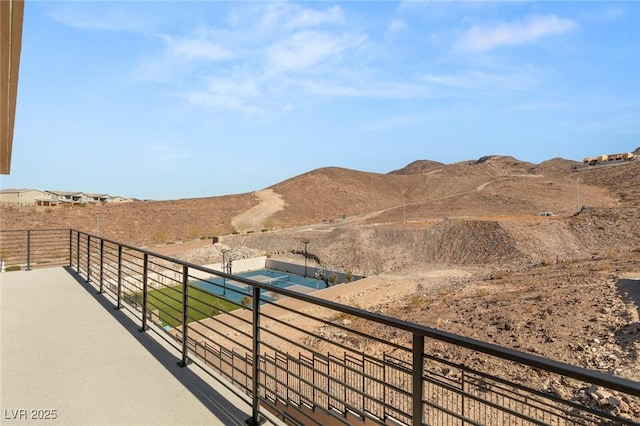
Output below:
[1,267,263,425]
[1,229,639,425]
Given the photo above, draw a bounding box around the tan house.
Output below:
[1,189,132,206]
[46,191,88,205]
[85,193,109,203]
[0,188,49,205]
[109,196,132,203]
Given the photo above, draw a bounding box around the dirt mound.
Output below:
[577,160,640,206]
[530,157,582,174]
[268,167,406,226]
[568,207,640,253]
[388,159,444,175]
[221,219,554,275]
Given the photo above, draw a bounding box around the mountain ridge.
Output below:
[1,154,638,247]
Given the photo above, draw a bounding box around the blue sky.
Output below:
[3,1,639,200]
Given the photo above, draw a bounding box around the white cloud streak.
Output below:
[456,15,577,52]
[388,18,407,33]
[259,3,345,32]
[266,31,366,74]
[165,37,232,61]
[49,4,154,34]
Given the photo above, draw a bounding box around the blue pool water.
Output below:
[191,268,327,305]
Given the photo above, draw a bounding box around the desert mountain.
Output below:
[1,155,638,250]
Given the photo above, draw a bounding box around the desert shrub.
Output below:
[151,229,168,244]
[406,293,427,308]
[5,265,21,272]
[247,230,254,234]
[185,227,201,240]
[261,229,269,233]
[345,271,353,283]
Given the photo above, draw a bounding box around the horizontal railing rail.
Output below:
[0,229,70,270]
[3,228,639,426]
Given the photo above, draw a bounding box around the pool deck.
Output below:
[0,267,277,426]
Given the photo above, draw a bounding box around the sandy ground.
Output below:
[231,189,285,232]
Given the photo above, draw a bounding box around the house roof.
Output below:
[0,188,41,194]
[46,190,84,196]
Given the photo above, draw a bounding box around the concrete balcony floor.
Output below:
[1,267,274,426]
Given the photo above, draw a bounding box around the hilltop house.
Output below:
[0,189,133,206]
[0,188,49,206]
[45,191,88,205]
[85,193,110,203]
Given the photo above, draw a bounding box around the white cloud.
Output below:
[285,5,345,31]
[388,18,407,33]
[49,4,154,34]
[165,37,232,61]
[266,31,365,74]
[180,76,261,114]
[259,3,344,32]
[421,70,538,92]
[300,79,432,100]
[455,15,577,52]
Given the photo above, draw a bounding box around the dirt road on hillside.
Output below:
[231,189,285,232]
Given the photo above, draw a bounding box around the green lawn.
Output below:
[125,284,240,328]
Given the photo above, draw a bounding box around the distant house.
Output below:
[0,188,49,206]
[85,193,110,204]
[0,189,132,206]
[46,191,88,205]
[109,196,131,203]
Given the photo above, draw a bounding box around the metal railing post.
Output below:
[247,286,263,426]
[98,239,104,294]
[138,253,148,332]
[86,235,91,282]
[68,229,73,267]
[412,334,424,426]
[461,370,466,426]
[115,245,122,310]
[26,230,31,271]
[178,265,190,367]
[76,231,80,272]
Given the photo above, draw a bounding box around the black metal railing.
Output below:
[0,229,70,270]
[3,228,639,426]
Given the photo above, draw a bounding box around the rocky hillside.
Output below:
[0,154,637,249]
[221,207,640,276]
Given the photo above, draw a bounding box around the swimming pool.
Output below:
[191,268,327,305]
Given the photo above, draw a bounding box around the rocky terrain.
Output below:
[2,152,639,420]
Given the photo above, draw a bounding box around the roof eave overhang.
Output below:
[1,0,25,175]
